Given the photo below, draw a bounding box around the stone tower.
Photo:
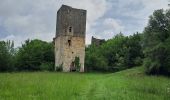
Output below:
[54,5,86,72]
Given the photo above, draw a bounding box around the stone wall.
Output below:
[91,36,105,46]
[55,36,85,72]
[56,5,86,37]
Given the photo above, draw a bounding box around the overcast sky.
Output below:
[0,0,169,47]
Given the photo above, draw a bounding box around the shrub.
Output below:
[74,57,81,71]
[40,62,54,71]
[55,63,63,72]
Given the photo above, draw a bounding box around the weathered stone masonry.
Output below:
[91,36,105,46]
[54,5,86,72]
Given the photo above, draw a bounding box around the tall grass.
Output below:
[0,67,169,100]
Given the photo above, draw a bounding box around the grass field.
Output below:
[0,67,170,100]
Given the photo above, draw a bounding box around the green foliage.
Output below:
[15,39,54,71]
[143,9,170,76]
[55,63,63,71]
[74,56,81,71]
[0,40,15,72]
[85,33,143,72]
[40,62,54,71]
[1,8,170,76]
[0,39,54,72]
[85,44,108,71]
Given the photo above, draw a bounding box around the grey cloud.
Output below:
[0,0,169,47]
[102,0,169,36]
[0,0,109,46]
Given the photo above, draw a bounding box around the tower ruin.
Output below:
[54,5,86,72]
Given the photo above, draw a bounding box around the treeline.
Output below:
[85,33,143,72]
[85,9,170,76]
[0,9,170,76]
[0,39,54,72]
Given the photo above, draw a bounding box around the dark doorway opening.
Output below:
[70,61,76,72]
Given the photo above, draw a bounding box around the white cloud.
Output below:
[103,18,124,33]
[92,18,124,40]
[99,0,169,36]
[115,0,168,19]
[1,33,54,47]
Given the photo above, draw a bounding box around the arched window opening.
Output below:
[68,40,71,46]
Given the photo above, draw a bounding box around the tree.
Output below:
[0,40,15,71]
[15,39,54,71]
[85,33,143,72]
[85,44,108,72]
[125,33,143,67]
[143,9,170,76]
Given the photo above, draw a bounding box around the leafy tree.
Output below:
[125,33,143,67]
[0,40,15,71]
[143,9,170,76]
[15,39,54,71]
[85,33,143,72]
[85,44,108,72]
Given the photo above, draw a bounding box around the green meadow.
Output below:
[0,67,170,100]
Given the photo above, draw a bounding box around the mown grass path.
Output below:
[0,67,170,100]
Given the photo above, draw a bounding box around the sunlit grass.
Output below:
[0,67,169,100]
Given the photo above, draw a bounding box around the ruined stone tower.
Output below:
[54,5,86,72]
[91,36,105,46]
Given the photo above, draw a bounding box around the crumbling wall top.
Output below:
[56,5,86,37]
[91,36,105,46]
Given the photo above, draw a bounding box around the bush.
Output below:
[74,57,81,71]
[55,63,63,72]
[40,62,54,71]
[145,60,160,75]
[134,57,143,66]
